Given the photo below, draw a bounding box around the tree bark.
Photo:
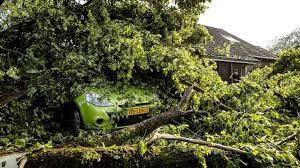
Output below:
[25,145,204,168]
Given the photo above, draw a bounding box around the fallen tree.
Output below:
[1,1,300,167]
[7,86,247,168]
[79,85,207,146]
[0,0,224,147]
[24,145,229,168]
[147,132,247,154]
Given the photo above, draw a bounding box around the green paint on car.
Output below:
[71,85,159,131]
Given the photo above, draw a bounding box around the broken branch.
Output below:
[147,133,247,154]
[180,80,204,93]
[0,45,24,56]
[18,156,27,168]
[87,86,198,146]
[0,91,26,109]
[180,80,234,111]
[276,129,300,145]
[176,84,194,111]
[96,110,209,146]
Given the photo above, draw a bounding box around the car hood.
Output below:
[76,85,159,107]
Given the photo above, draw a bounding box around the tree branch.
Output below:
[276,130,300,145]
[0,45,24,56]
[84,86,199,146]
[18,156,27,168]
[180,80,204,93]
[147,132,247,154]
[180,80,234,111]
[176,84,194,111]
[0,91,27,109]
[91,110,204,146]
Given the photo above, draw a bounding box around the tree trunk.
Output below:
[25,145,225,168]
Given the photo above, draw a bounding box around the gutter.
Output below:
[251,55,277,60]
[207,55,260,65]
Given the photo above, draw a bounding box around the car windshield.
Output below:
[86,93,113,107]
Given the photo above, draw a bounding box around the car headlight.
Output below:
[85,92,113,107]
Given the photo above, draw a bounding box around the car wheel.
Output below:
[70,110,81,133]
[61,103,82,133]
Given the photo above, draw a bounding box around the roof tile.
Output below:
[204,25,277,61]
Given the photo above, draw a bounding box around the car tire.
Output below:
[61,103,82,133]
[70,110,81,133]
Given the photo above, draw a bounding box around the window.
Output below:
[221,35,240,43]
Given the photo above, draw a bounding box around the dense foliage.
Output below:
[0,0,221,137]
[0,0,299,167]
[268,27,300,54]
[272,48,300,74]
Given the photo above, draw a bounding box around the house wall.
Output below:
[216,62,231,83]
[216,62,255,84]
[216,58,275,83]
[244,64,257,74]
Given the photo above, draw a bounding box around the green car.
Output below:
[62,85,159,132]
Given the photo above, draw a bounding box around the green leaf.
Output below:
[0,138,10,145]
[15,139,26,148]
[28,87,38,97]
[252,149,259,156]
[220,130,226,135]
[139,140,147,156]
[0,70,5,79]
[6,67,20,80]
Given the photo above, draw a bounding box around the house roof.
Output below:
[204,25,277,63]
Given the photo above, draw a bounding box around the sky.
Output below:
[199,0,300,48]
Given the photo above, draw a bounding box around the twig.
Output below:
[269,141,284,152]
[176,85,194,111]
[276,130,300,145]
[171,110,210,136]
[0,45,24,56]
[147,132,247,154]
[232,112,246,131]
[171,119,196,135]
[180,80,234,111]
[0,91,27,109]
[215,100,233,111]
[180,80,204,93]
